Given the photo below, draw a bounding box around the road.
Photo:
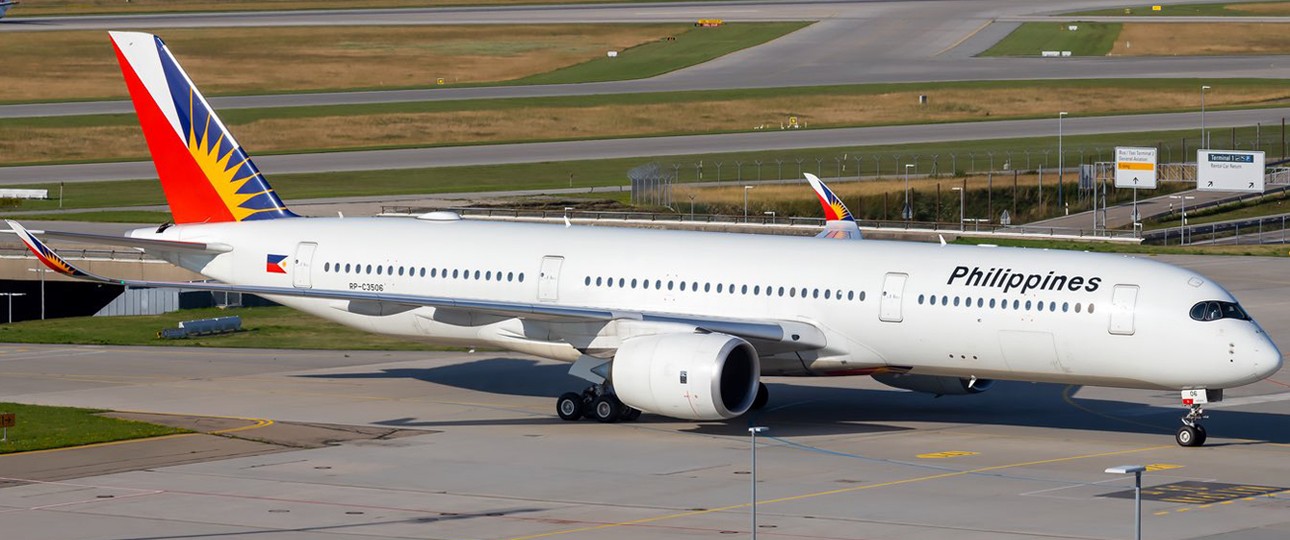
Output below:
[3,107,1286,185]
[1,0,1287,119]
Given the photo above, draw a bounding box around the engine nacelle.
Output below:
[611,332,760,420]
[872,373,994,396]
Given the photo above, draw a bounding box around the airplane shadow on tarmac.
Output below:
[297,357,1290,444]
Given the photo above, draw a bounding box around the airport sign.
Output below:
[1115,146,1157,189]
[1198,150,1265,192]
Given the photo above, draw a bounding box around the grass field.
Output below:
[0,402,186,454]
[0,306,450,350]
[9,0,672,17]
[6,123,1280,223]
[955,236,1289,257]
[981,21,1290,57]
[1072,2,1290,16]
[0,23,800,104]
[6,78,1288,166]
[980,22,1121,56]
[1110,23,1290,55]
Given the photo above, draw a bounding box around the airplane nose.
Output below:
[1252,334,1284,381]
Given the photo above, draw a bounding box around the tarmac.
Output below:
[0,254,1286,539]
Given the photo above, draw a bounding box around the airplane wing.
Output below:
[8,220,825,352]
[15,228,232,254]
[804,173,862,240]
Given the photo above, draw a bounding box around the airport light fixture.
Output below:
[903,164,914,221]
[1200,85,1211,148]
[1058,112,1068,209]
[748,426,769,540]
[744,185,754,223]
[952,186,964,231]
[0,292,26,324]
[1168,195,1196,245]
[1105,465,1148,540]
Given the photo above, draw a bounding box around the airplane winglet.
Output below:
[805,174,862,240]
[6,220,107,281]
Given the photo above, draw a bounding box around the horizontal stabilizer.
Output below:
[29,229,232,253]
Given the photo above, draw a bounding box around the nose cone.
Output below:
[1254,334,1284,381]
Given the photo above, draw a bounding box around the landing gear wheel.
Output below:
[1194,424,1208,446]
[592,395,623,423]
[619,406,642,422]
[556,392,584,421]
[751,382,769,410]
[1176,425,1205,447]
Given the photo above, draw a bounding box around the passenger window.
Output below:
[965,296,972,308]
[507,272,514,281]
[778,287,785,297]
[452,269,459,279]
[1062,302,1069,312]
[953,297,961,307]
[1037,301,1044,312]
[1087,303,1094,313]
[705,283,712,293]
[1050,301,1057,312]
[519,273,525,282]
[585,277,591,286]
[398,267,405,276]
[918,294,925,304]
[680,281,687,291]
[420,268,427,277]
[824,289,831,299]
[1075,303,1082,313]
[977,298,984,308]
[619,278,625,288]
[1025,300,1032,310]
[813,289,820,299]
[668,281,675,291]
[344,263,351,273]
[632,278,638,288]
[789,288,796,298]
[859,291,866,301]
[716,283,722,293]
[388,266,394,275]
[989,298,996,308]
[596,277,602,286]
[1012,299,1019,310]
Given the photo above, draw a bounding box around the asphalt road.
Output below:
[2,0,1286,119]
[4,107,1286,185]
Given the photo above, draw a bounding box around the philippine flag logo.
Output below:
[266,254,288,274]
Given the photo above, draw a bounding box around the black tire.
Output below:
[592,395,622,423]
[1194,424,1208,446]
[751,382,769,410]
[1176,425,1202,447]
[620,406,642,422]
[556,392,584,421]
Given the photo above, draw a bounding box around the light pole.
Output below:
[1058,112,1068,209]
[0,293,26,323]
[952,186,964,231]
[743,185,754,223]
[903,163,914,221]
[1169,195,1196,244]
[1200,85,1211,148]
[1105,465,1147,540]
[749,426,769,539]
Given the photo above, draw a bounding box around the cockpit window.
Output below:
[1189,301,1251,322]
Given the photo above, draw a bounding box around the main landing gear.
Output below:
[556,385,642,423]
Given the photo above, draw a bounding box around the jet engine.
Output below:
[872,373,993,396]
[611,332,759,420]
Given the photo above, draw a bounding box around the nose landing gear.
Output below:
[1176,403,1208,447]
[1175,389,1222,447]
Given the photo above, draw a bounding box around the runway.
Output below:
[3,107,1286,185]
[0,254,1286,539]
[2,0,1287,119]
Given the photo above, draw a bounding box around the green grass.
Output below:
[510,22,808,85]
[3,123,1285,218]
[8,210,173,223]
[981,22,1122,56]
[0,402,187,454]
[954,236,1289,257]
[1143,190,1290,229]
[1070,2,1290,16]
[0,306,454,350]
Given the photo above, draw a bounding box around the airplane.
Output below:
[0,1,17,19]
[8,31,1283,447]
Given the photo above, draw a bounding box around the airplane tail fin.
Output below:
[804,173,862,240]
[109,31,297,224]
[0,2,17,18]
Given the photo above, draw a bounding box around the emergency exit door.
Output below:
[1109,284,1139,335]
[880,272,908,322]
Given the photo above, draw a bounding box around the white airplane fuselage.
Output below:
[133,215,1282,392]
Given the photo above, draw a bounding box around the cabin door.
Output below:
[292,242,317,289]
[1109,284,1139,335]
[879,272,908,322]
[538,256,564,302]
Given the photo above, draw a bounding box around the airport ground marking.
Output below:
[916,451,979,459]
[935,19,993,56]
[507,444,1169,540]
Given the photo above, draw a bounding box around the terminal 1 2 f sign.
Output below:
[1198,150,1265,192]
[1115,146,1157,189]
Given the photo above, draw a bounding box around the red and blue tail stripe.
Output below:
[110,31,296,224]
